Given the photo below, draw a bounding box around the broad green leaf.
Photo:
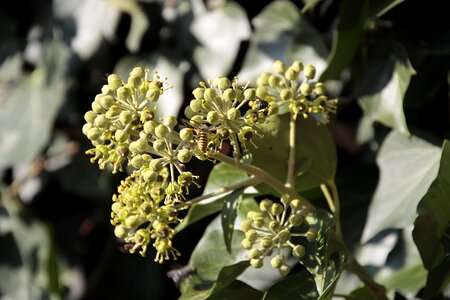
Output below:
[209,261,250,295]
[238,0,328,83]
[222,188,244,254]
[203,163,249,195]
[358,49,414,137]
[361,131,442,242]
[379,263,427,296]
[263,269,318,300]
[208,280,263,300]
[413,140,450,269]
[0,40,69,171]
[320,0,369,81]
[191,2,251,79]
[317,253,345,300]
[252,114,336,193]
[350,287,377,300]
[422,258,450,300]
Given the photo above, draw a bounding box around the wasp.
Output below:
[182,119,218,154]
[166,265,196,287]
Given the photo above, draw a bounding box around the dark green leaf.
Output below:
[209,261,250,295]
[368,0,405,18]
[208,280,263,300]
[413,140,450,269]
[320,0,369,81]
[222,188,244,254]
[317,252,345,300]
[362,131,441,242]
[252,114,336,194]
[422,258,450,300]
[263,269,318,300]
[350,287,377,300]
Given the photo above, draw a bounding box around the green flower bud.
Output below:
[240,219,252,232]
[204,88,218,102]
[153,139,166,152]
[223,88,236,101]
[130,155,144,168]
[119,111,132,125]
[278,265,290,276]
[277,230,291,243]
[101,85,113,95]
[117,86,132,100]
[149,159,164,172]
[271,256,283,268]
[256,72,271,86]
[292,245,305,258]
[285,67,298,81]
[177,149,192,163]
[82,123,92,136]
[128,74,142,88]
[164,116,177,128]
[107,74,123,91]
[259,199,273,212]
[290,199,302,211]
[269,220,280,232]
[268,75,281,87]
[130,67,145,79]
[207,111,220,124]
[269,102,279,115]
[105,107,120,118]
[289,213,303,226]
[273,60,286,74]
[92,101,104,114]
[142,169,157,182]
[114,225,128,238]
[84,110,97,124]
[304,65,316,79]
[250,258,263,268]
[249,248,261,259]
[292,60,304,72]
[314,82,326,95]
[260,237,272,249]
[216,77,231,90]
[306,230,317,242]
[241,239,253,249]
[94,114,108,128]
[189,99,203,113]
[217,128,230,139]
[256,86,268,99]
[100,95,115,108]
[148,88,161,102]
[244,88,256,100]
[179,128,193,141]
[300,81,313,96]
[190,115,204,125]
[280,194,290,205]
[192,87,205,100]
[87,127,102,140]
[226,107,241,120]
[143,120,156,134]
[271,203,283,216]
[178,172,195,186]
[280,89,292,100]
[130,139,150,154]
[245,229,258,242]
[111,202,123,214]
[155,124,169,138]
[125,215,140,228]
[115,129,128,143]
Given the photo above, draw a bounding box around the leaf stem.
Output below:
[321,181,342,238]
[285,112,296,190]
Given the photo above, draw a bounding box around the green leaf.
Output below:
[222,188,244,254]
[300,0,323,13]
[422,258,450,300]
[263,269,318,300]
[358,48,414,137]
[238,0,328,82]
[0,40,69,171]
[209,261,250,295]
[208,280,263,300]
[368,0,405,18]
[379,262,427,296]
[362,131,442,242]
[320,0,369,81]
[317,253,345,300]
[252,114,336,193]
[191,2,251,79]
[350,287,377,300]
[413,140,450,270]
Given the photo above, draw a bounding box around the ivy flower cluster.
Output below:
[255,60,337,124]
[240,194,317,276]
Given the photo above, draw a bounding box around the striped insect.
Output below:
[182,119,217,154]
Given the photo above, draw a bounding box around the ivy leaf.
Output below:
[209,261,250,295]
[263,269,318,300]
[222,188,244,254]
[191,2,251,79]
[361,131,442,242]
[207,280,263,300]
[368,0,405,18]
[358,47,414,138]
[413,140,450,270]
[320,0,369,81]
[238,0,328,83]
[252,114,336,194]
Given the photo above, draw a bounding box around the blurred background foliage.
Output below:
[0,0,449,299]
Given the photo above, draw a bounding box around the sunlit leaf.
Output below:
[191,2,251,79]
[238,0,328,83]
[362,131,442,242]
[209,261,250,295]
[263,269,318,300]
[252,114,336,193]
[413,140,450,269]
[368,0,405,18]
[320,0,369,81]
[222,188,244,254]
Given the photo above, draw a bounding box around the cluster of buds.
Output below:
[83,67,200,263]
[255,60,337,124]
[240,194,317,276]
[183,77,278,158]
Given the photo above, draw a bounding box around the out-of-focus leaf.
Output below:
[191,2,251,79]
[222,188,244,254]
[422,258,450,300]
[368,0,405,18]
[358,50,414,138]
[320,0,369,81]
[263,269,318,300]
[300,0,323,13]
[362,131,441,242]
[238,0,328,83]
[252,114,336,193]
[207,280,263,300]
[413,140,450,269]
[0,39,69,172]
[209,261,250,295]
[350,287,377,300]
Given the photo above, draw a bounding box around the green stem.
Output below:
[285,113,296,190]
[176,176,262,209]
[321,181,342,239]
[320,183,335,212]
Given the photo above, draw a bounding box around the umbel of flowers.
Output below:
[82,61,337,268]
